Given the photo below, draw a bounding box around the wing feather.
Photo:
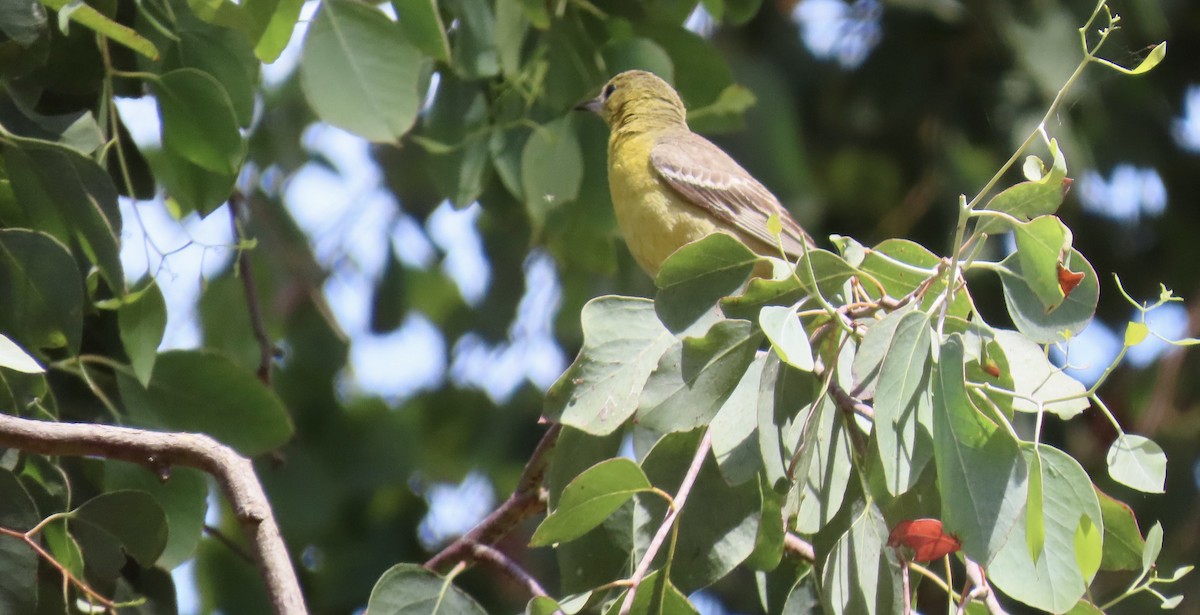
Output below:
[650,131,814,258]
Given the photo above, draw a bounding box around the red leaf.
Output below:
[1057,263,1085,297]
[888,518,962,562]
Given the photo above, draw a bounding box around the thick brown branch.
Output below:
[0,414,307,615]
[229,191,276,385]
[424,424,561,571]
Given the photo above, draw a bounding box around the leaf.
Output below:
[0,470,38,614]
[1141,522,1163,578]
[1095,487,1145,571]
[987,444,1103,613]
[2,141,123,290]
[422,74,492,207]
[999,248,1099,344]
[117,350,294,455]
[253,0,307,62]
[391,0,451,62]
[638,431,760,591]
[602,571,698,615]
[638,319,760,432]
[118,281,167,386]
[0,334,43,374]
[521,115,583,232]
[70,490,168,568]
[104,461,207,569]
[1124,321,1149,346]
[367,563,488,614]
[821,501,902,615]
[1095,41,1166,75]
[976,177,1068,235]
[144,145,239,217]
[850,303,912,400]
[1012,215,1072,311]
[710,353,766,486]
[656,233,759,332]
[759,306,813,371]
[873,310,935,496]
[1106,434,1166,494]
[37,0,159,59]
[602,37,674,83]
[756,354,819,492]
[543,297,676,435]
[154,69,246,174]
[859,239,973,318]
[933,335,1027,564]
[991,329,1089,419]
[163,19,261,128]
[0,229,83,353]
[0,0,46,46]
[793,396,853,534]
[300,0,423,142]
[531,458,652,546]
[443,0,499,78]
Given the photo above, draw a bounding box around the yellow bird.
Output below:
[577,70,814,278]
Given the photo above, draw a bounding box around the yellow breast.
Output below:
[607,133,719,277]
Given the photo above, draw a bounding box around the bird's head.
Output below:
[576,70,687,129]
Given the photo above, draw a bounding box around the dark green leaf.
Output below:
[0,229,83,352]
[444,0,499,78]
[117,350,294,455]
[144,145,238,218]
[1095,487,1143,571]
[602,36,674,81]
[367,563,488,614]
[300,0,423,142]
[104,460,206,568]
[71,490,168,567]
[1012,215,1071,311]
[0,470,38,614]
[521,115,583,232]
[0,0,46,46]
[154,68,246,173]
[164,20,261,127]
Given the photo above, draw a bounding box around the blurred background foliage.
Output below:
[1,0,1198,612]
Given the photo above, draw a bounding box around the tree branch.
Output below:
[0,413,307,615]
[464,539,549,599]
[424,424,561,571]
[0,525,118,611]
[783,532,815,562]
[229,190,277,386]
[619,430,712,615]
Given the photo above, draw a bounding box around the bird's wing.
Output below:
[650,131,814,258]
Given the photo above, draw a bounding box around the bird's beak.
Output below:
[575,96,602,114]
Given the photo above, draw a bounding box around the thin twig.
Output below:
[0,525,117,611]
[205,523,256,565]
[963,558,1007,615]
[619,431,712,615]
[0,414,307,615]
[425,424,561,571]
[229,191,276,385]
[464,540,549,598]
[783,532,815,562]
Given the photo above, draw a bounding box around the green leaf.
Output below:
[531,458,652,546]
[494,0,528,76]
[1141,521,1163,578]
[392,0,451,62]
[933,334,1027,563]
[0,470,38,614]
[300,0,423,142]
[543,297,676,435]
[515,0,549,29]
[710,353,766,486]
[367,563,488,614]
[999,248,1099,344]
[521,115,583,231]
[422,74,492,207]
[1095,487,1145,571]
[1106,434,1166,494]
[2,141,124,290]
[850,304,911,400]
[37,0,159,59]
[859,238,972,318]
[0,229,83,353]
[792,249,858,302]
[0,0,46,46]
[1095,41,1166,75]
[164,20,261,128]
[118,281,167,387]
[723,0,763,24]
[144,144,238,217]
[987,444,1102,613]
[875,310,932,424]
[1012,215,1071,311]
[637,318,760,432]
[444,0,499,78]
[117,350,294,455]
[976,181,1066,235]
[602,570,699,615]
[821,500,902,615]
[639,431,760,591]
[154,69,245,174]
[70,490,168,567]
[757,354,819,492]
[0,93,103,154]
[1026,451,1045,562]
[253,0,306,62]
[656,233,758,332]
[0,334,43,374]
[991,329,1089,419]
[793,396,853,533]
[759,306,813,371]
[602,36,674,83]
[104,461,206,569]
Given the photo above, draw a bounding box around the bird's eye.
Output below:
[603,83,616,99]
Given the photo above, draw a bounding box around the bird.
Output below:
[577,70,814,278]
